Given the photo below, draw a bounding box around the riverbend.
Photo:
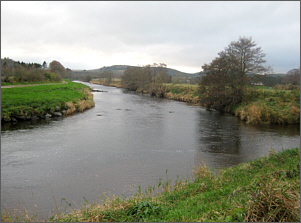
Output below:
[1,82,300,220]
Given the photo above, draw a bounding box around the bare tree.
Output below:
[223,36,267,86]
[199,36,268,111]
[121,67,141,91]
[285,68,300,85]
[49,60,66,78]
[102,70,113,85]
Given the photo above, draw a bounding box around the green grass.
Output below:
[3,148,297,222]
[235,88,300,124]
[1,80,92,119]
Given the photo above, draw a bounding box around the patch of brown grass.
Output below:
[1,211,14,222]
[65,89,95,115]
[56,192,136,222]
[65,102,76,115]
[244,180,300,222]
[193,161,213,180]
[237,102,272,124]
[85,89,94,100]
[164,92,199,104]
[76,99,95,112]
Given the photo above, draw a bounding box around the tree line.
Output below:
[2,36,299,108]
[121,63,171,97]
[1,59,70,83]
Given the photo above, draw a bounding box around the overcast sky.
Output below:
[1,1,300,73]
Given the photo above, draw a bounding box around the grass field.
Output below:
[2,148,299,222]
[1,80,94,119]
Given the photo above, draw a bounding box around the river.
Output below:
[1,81,300,219]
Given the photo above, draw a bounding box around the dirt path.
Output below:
[1,81,68,88]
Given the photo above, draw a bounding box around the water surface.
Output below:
[1,82,299,218]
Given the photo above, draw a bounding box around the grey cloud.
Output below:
[1,1,300,73]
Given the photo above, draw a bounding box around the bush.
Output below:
[126,201,164,221]
[43,72,52,80]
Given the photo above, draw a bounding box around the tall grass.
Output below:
[163,84,200,104]
[90,79,122,88]
[236,88,300,124]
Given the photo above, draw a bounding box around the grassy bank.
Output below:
[88,80,300,124]
[235,88,300,124]
[1,80,95,122]
[90,78,122,88]
[163,84,200,104]
[2,148,299,222]
[163,84,300,125]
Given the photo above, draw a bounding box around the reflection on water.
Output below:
[1,82,300,219]
[1,117,63,131]
[195,109,300,172]
[197,111,242,155]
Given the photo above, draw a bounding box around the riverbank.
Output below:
[90,78,122,88]
[89,79,300,124]
[2,147,299,222]
[234,87,300,124]
[1,80,95,123]
[163,85,300,124]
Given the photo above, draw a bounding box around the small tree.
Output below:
[49,60,66,78]
[84,74,92,82]
[285,68,300,85]
[121,67,141,91]
[102,70,113,85]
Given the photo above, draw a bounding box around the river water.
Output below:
[1,81,300,219]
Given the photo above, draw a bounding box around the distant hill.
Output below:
[78,65,201,78]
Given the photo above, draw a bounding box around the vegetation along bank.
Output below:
[88,37,300,125]
[2,147,299,222]
[89,77,300,125]
[162,85,300,125]
[1,80,95,123]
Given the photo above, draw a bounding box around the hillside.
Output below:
[75,65,201,78]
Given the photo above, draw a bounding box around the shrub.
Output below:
[126,201,164,221]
